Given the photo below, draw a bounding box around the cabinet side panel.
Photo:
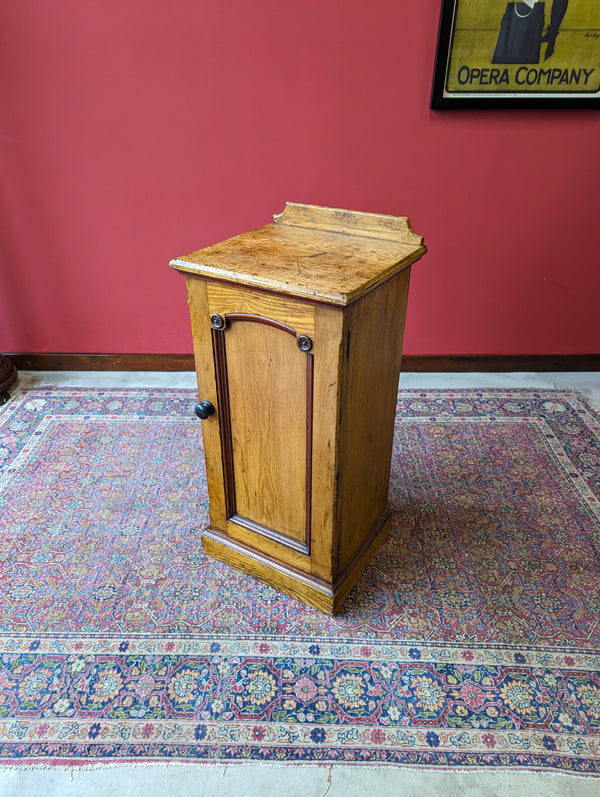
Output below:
[336,269,412,572]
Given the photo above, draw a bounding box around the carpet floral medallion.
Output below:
[0,387,600,773]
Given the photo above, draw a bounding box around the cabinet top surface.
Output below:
[170,203,426,306]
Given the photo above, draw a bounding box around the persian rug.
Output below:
[0,387,599,774]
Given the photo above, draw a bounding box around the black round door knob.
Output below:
[194,401,215,419]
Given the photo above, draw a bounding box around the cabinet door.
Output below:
[201,282,324,572]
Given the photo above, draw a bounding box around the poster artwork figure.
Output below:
[493,0,569,64]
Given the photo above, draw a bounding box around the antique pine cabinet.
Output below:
[170,203,426,614]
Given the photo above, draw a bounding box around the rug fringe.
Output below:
[0,761,597,778]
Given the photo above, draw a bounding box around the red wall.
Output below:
[2,0,599,357]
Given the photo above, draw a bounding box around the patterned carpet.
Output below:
[0,387,599,772]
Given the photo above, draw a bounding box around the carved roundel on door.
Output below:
[297,335,313,352]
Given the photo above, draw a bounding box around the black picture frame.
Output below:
[431,0,600,109]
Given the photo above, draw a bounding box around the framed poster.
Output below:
[432,0,600,108]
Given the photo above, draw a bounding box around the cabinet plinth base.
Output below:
[202,512,393,615]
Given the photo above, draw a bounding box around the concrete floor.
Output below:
[1,370,599,796]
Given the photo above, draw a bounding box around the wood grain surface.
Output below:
[170,203,426,307]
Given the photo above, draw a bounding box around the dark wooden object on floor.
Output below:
[170,203,426,614]
[0,355,17,405]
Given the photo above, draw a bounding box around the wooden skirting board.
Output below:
[7,353,600,372]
